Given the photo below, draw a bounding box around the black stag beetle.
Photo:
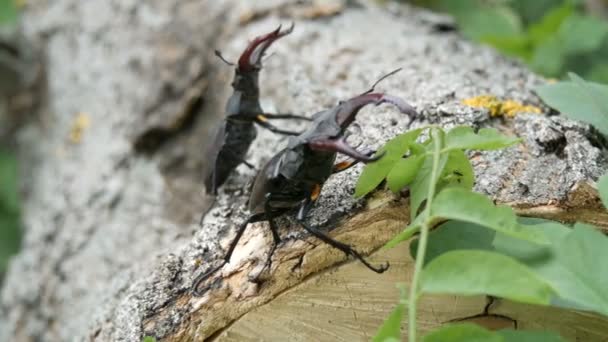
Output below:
[192,69,418,295]
[204,23,311,195]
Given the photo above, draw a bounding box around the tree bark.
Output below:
[1,1,607,341]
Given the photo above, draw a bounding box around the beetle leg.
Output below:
[294,189,389,273]
[262,113,312,121]
[255,115,302,135]
[192,213,265,296]
[257,195,284,275]
[332,149,378,173]
[310,138,386,163]
[241,160,256,170]
[295,217,390,274]
[332,160,355,173]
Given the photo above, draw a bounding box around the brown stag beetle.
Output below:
[192,69,417,296]
[204,23,311,195]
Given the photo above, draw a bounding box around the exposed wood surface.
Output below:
[219,241,608,342]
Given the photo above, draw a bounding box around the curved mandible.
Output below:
[238,23,295,72]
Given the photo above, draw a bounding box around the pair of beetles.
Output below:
[194,24,418,294]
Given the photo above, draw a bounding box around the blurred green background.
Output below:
[0,147,20,280]
[0,0,21,282]
[0,0,607,282]
[410,0,608,82]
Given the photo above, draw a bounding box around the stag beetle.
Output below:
[204,24,311,195]
[192,70,418,295]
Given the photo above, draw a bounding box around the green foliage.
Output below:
[422,0,608,82]
[0,149,21,276]
[372,303,404,342]
[410,220,495,264]
[499,224,608,316]
[0,0,18,25]
[386,154,424,193]
[498,329,567,342]
[408,133,446,217]
[599,174,608,209]
[423,323,501,342]
[142,337,157,342]
[421,219,608,316]
[423,323,566,342]
[367,125,608,341]
[354,128,423,198]
[431,189,547,243]
[357,126,519,223]
[421,250,555,305]
[535,73,608,136]
[444,127,520,151]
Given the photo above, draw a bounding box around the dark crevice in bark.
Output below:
[134,90,206,154]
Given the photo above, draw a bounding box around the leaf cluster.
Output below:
[363,124,608,341]
[414,0,608,83]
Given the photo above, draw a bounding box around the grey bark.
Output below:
[1,1,606,341]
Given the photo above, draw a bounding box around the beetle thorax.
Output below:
[279,143,336,184]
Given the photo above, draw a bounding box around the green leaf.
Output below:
[495,222,608,316]
[531,225,608,316]
[386,154,425,193]
[587,63,608,84]
[142,337,157,342]
[558,14,608,55]
[410,130,447,218]
[354,128,423,198]
[481,34,531,60]
[534,74,608,136]
[410,221,496,265]
[437,150,474,192]
[431,188,548,244]
[0,149,20,213]
[0,213,21,274]
[423,323,501,342]
[424,324,566,342]
[459,7,523,41]
[0,149,21,275]
[0,0,18,25]
[527,2,573,45]
[383,223,420,249]
[421,250,555,305]
[498,329,567,342]
[510,0,565,25]
[445,127,520,151]
[530,37,564,77]
[598,173,608,210]
[373,303,404,342]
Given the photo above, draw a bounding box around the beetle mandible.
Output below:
[203,23,311,195]
[193,70,418,295]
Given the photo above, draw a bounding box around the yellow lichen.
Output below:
[462,95,542,118]
[69,113,91,144]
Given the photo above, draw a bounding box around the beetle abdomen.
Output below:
[204,120,257,194]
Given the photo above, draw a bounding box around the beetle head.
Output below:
[334,92,417,129]
[304,92,418,162]
[237,23,294,73]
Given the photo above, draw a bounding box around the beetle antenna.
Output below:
[361,67,403,95]
[214,50,235,66]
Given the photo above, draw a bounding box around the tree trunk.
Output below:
[2,1,607,341]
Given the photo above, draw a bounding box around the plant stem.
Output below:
[408,128,442,342]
